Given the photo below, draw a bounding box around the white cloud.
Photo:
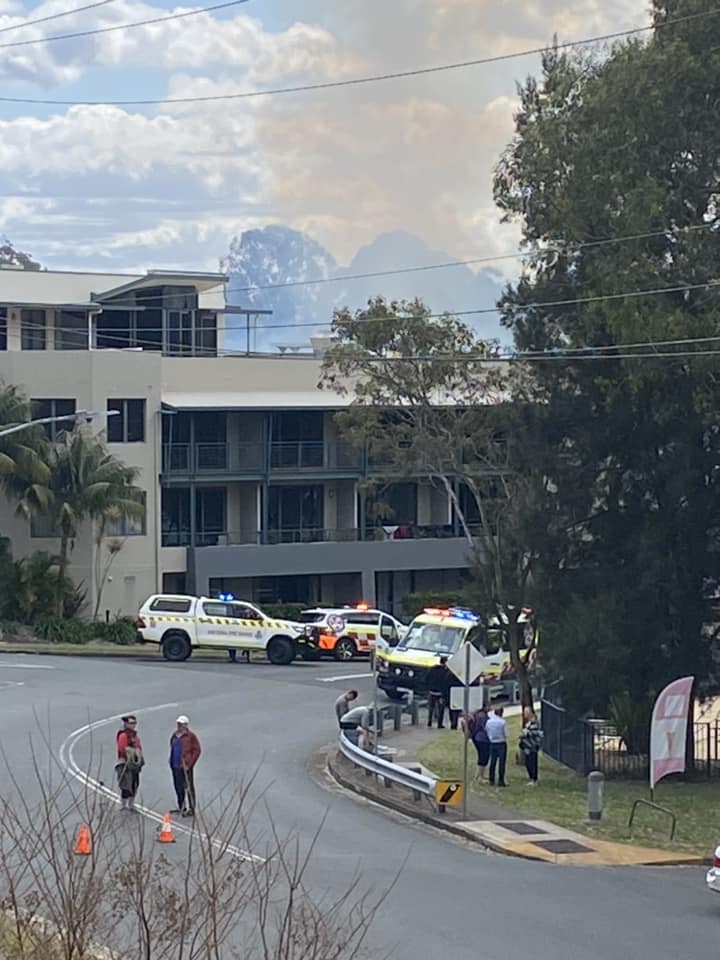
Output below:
[0,0,646,274]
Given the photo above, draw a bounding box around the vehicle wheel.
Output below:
[161,631,191,662]
[384,689,407,702]
[334,637,356,662]
[267,636,295,665]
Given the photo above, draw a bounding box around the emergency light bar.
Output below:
[422,606,479,621]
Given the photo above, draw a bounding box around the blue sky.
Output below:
[0,0,645,277]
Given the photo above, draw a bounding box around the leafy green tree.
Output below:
[320,298,545,704]
[0,383,50,495]
[0,239,41,271]
[16,431,145,614]
[493,0,720,712]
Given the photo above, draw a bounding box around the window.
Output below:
[21,309,46,350]
[31,514,57,538]
[150,597,192,613]
[268,485,323,538]
[196,487,226,545]
[0,307,7,351]
[55,310,88,350]
[105,491,147,537]
[230,603,261,621]
[195,312,217,355]
[107,399,145,442]
[31,398,76,441]
[162,487,190,547]
[162,572,187,594]
[202,600,229,618]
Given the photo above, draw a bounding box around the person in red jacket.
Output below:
[116,714,144,811]
[169,715,202,817]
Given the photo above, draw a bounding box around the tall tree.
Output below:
[16,431,145,614]
[493,0,720,713]
[320,298,544,704]
[0,240,41,271]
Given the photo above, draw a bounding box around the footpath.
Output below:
[328,717,705,867]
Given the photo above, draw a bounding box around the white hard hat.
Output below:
[176,715,190,725]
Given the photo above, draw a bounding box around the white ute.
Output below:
[707,845,720,896]
[136,594,302,665]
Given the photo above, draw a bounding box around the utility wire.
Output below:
[1,6,717,103]
[0,0,120,35]
[0,0,249,50]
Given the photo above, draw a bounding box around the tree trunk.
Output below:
[57,534,69,617]
[507,617,533,709]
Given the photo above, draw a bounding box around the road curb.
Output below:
[326,750,710,867]
[326,749,539,861]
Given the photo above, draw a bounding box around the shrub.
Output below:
[92,617,137,645]
[34,616,93,645]
[400,590,470,620]
[263,602,307,621]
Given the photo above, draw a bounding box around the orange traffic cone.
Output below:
[157,813,176,844]
[74,824,92,856]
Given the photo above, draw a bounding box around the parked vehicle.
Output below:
[298,603,407,661]
[707,845,720,895]
[376,606,510,700]
[136,594,304,664]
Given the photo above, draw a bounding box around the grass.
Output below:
[418,715,718,855]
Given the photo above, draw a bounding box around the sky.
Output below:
[0,0,646,280]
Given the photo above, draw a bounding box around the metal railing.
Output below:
[338,731,436,798]
[162,441,362,475]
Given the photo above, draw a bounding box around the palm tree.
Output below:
[17,430,145,614]
[0,383,50,498]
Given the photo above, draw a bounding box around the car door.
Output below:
[197,600,231,647]
[379,614,400,649]
[227,602,266,650]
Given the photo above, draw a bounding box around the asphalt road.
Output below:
[0,653,717,960]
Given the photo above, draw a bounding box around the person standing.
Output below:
[467,706,490,781]
[169,715,202,817]
[426,657,452,729]
[486,706,509,787]
[115,714,144,811]
[519,706,543,785]
[335,689,359,726]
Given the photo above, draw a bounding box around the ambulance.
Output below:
[375,606,510,700]
[297,603,407,661]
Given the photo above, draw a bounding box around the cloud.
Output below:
[0,0,646,275]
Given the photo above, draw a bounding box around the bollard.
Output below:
[393,705,402,731]
[587,770,604,821]
[409,700,419,725]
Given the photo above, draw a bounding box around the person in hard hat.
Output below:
[116,714,144,812]
[169,715,202,817]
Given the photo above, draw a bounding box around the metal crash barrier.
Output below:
[338,731,438,805]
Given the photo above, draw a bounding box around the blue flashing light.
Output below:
[218,592,236,602]
[448,607,479,622]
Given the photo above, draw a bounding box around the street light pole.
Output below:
[0,409,118,440]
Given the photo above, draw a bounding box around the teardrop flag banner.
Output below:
[649,675,694,790]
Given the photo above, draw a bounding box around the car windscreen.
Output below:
[399,622,465,655]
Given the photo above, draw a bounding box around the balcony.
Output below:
[162,441,362,477]
[161,523,473,548]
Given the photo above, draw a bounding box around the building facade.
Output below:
[0,266,470,617]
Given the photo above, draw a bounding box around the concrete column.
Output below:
[417,482,431,525]
[361,568,376,604]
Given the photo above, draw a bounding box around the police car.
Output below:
[135,594,304,664]
[297,603,407,661]
[376,607,510,700]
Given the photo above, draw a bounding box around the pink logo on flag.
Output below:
[649,676,694,789]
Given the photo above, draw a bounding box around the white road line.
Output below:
[0,680,24,689]
[317,672,372,683]
[0,661,55,670]
[58,703,264,864]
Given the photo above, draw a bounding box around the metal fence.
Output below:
[540,700,720,779]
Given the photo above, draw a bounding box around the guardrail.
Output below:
[338,730,437,803]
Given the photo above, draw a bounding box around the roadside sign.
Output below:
[450,685,484,711]
[447,644,487,684]
[434,781,463,807]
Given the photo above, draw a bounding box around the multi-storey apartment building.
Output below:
[0,266,471,617]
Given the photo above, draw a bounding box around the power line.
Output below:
[226,223,717,295]
[0,0,120,35]
[1,6,717,104]
[0,0,249,50]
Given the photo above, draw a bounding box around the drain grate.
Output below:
[500,821,548,836]
[532,839,593,855]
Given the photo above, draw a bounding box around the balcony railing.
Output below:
[162,441,362,475]
[161,524,474,548]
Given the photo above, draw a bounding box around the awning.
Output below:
[161,390,350,410]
